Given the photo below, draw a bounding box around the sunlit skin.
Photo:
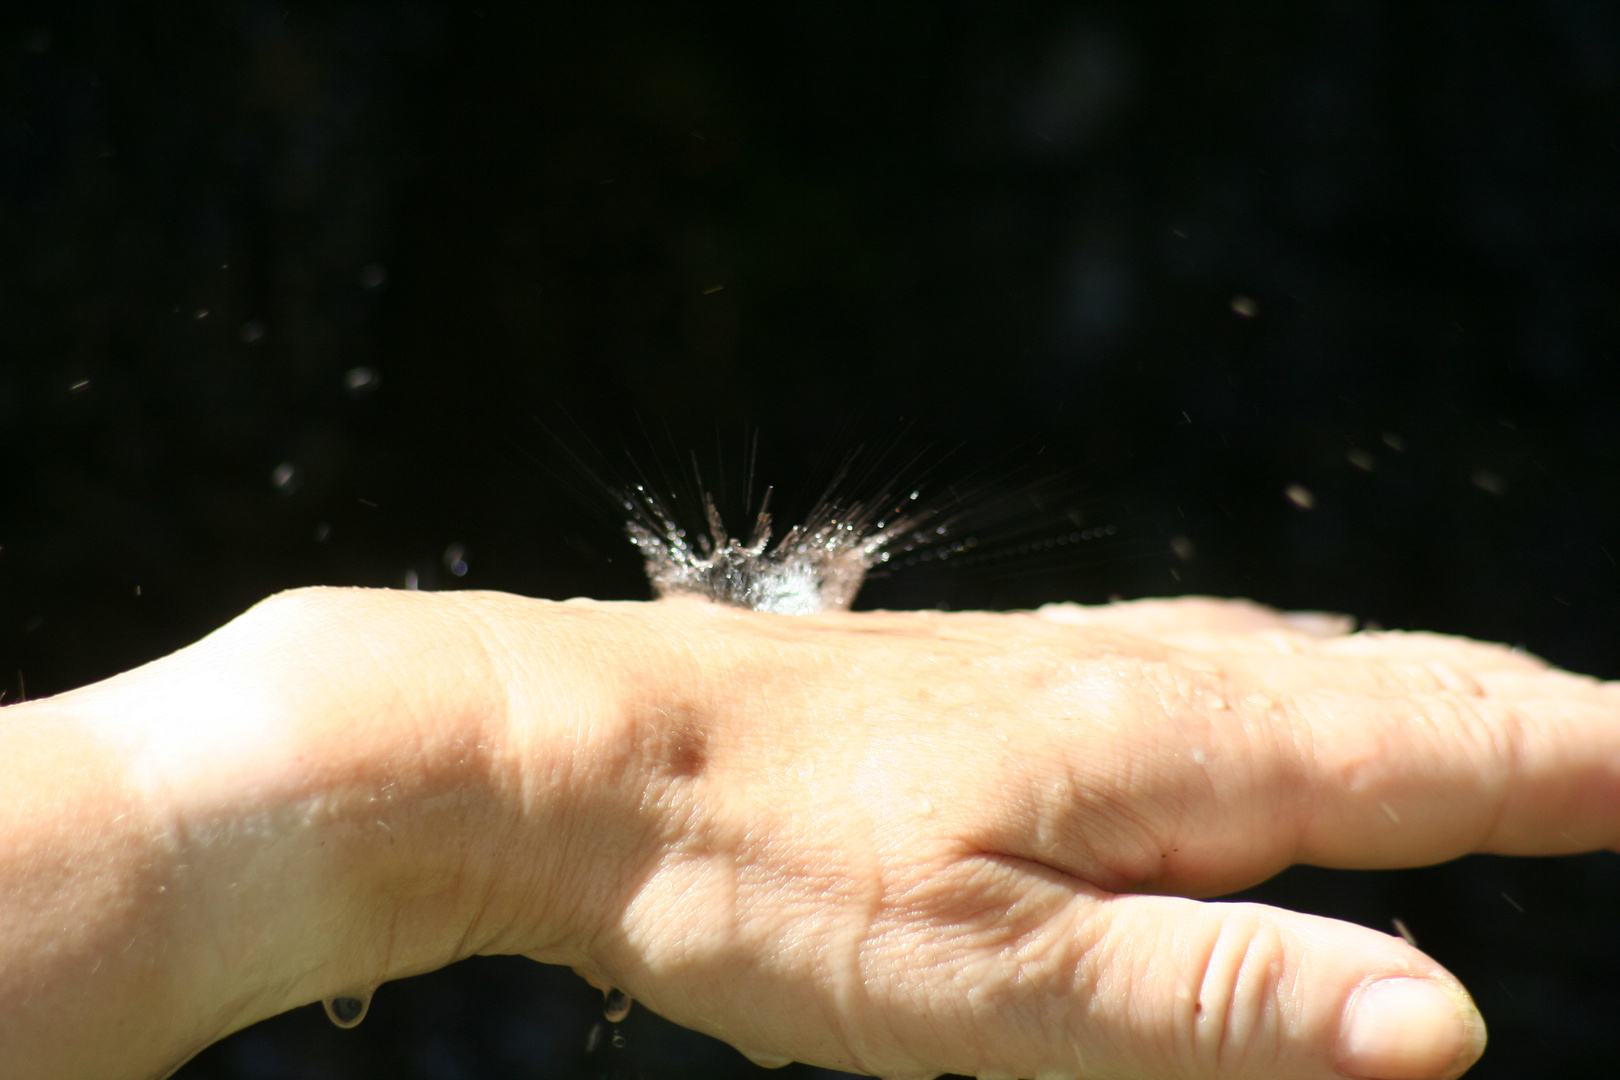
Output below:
[4,588,1619,1080]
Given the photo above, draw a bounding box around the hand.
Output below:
[6,590,1618,1080]
[516,595,1618,1080]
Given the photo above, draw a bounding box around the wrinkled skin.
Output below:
[5,590,1618,1080]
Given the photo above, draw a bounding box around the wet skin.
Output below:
[4,588,1618,1079]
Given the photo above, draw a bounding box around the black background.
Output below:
[4,2,1619,1077]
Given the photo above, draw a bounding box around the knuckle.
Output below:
[1186,907,1290,1072]
[235,585,347,635]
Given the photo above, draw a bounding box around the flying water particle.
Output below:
[1380,431,1406,452]
[585,1021,603,1054]
[611,1029,627,1049]
[1284,484,1315,510]
[603,986,632,1023]
[241,320,266,344]
[1471,469,1504,496]
[443,543,468,577]
[322,990,373,1029]
[404,569,420,591]
[1391,918,1418,947]
[1230,295,1259,318]
[1347,449,1376,472]
[270,462,301,495]
[1169,535,1196,562]
[344,366,380,395]
[360,264,387,289]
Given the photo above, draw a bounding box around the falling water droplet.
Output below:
[742,1049,795,1069]
[322,989,373,1029]
[584,1021,603,1054]
[611,1028,627,1048]
[603,986,632,1023]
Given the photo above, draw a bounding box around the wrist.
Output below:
[0,586,690,1080]
[109,589,534,1040]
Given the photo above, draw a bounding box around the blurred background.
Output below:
[4,2,1619,1076]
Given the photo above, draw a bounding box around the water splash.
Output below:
[623,484,925,615]
[323,989,373,1029]
[603,986,633,1023]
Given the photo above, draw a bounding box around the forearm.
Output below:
[0,588,620,1080]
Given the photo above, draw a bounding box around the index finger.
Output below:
[1290,667,1620,866]
[976,629,1620,899]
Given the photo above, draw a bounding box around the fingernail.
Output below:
[1338,978,1485,1080]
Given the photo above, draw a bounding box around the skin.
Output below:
[2,588,1618,1080]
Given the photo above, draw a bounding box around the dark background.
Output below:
[4,2,1620,1077]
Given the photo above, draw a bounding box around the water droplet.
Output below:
[444,543,468,576]
[360,263,387,289]
[611,1029,627,1048]
[603,986,632,1023]
[742,1049,794,1068]
[1284,484,1315,510]
[1230,295,1259,318]
[1471,469,1504,496]
[344,366,380,395]
[584,1021,603,1054]
[241,320,266,343]
[323,990,373,1029]
[270,462,301,495]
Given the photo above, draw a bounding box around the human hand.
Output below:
[7,590,1618,1080]
[507,595,1620,1080]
